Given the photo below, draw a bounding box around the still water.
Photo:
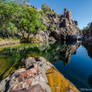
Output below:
[54,42,92,90]
[0,42,92,90]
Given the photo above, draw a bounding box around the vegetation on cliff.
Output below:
[0,0,46,42]
[82,22,92,41]
[0,0,80,43]
[82,22,92,31]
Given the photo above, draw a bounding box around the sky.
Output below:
[28,0,92,29]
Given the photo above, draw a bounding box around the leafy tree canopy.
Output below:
[0,1,46,41]
[41,3,51,13]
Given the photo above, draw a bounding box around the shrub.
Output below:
[41,3,51,13]
[50,25,55,32]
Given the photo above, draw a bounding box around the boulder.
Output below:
[0,57,52,92]
[0,56,79,92]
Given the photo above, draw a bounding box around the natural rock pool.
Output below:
[0,42,92,91]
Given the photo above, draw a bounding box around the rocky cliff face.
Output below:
[20,7,80,43]
[42,8,80,41]
[82,42,92,59]
[83,23,92,42]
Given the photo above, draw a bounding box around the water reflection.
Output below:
[54,42,92,90]
[0,42,80,80]
[82,42,92,88]
[45,42,79,65]
[0,43,42,80]
[82,42,92,59]
[0,41,92,90]
[88,75,92,88]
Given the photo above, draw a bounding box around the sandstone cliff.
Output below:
[83,22,92,42]
[42,8,80,41]
[29,8,81,43]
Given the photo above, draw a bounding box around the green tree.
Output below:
[41,3,51,13]
[0,0,2,3]
[50,25,55,32]
[0,2,46,40]
[0,2,19,37]
[18,7,46,41]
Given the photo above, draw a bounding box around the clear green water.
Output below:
[0,42,92,90]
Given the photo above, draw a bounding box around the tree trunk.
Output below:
[27,32,30,42]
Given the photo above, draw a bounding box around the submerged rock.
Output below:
[46,67,79,92]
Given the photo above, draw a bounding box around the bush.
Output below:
[50,25,55,32]
[41,3,51,13]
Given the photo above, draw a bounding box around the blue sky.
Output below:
[29,0,92,29]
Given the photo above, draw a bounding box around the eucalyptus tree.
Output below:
[17,6,46,40]
[41,3,51,13]
[0,1,46,40]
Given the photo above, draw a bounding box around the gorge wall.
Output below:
[41,8,80,42]
[83,22,92,42]
[30,8,81,43]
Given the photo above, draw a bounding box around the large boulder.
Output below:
[0,57,52,92]
[0,56,79,92]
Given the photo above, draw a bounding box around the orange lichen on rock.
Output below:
[46,67,80,92]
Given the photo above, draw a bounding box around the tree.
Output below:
[15,0,30,4]
[0,1,46,40]
[41,3,51,13]
[0,2,19,37]
[0,0,2,3]
[18,7,46,41]
[50,25,55,32]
